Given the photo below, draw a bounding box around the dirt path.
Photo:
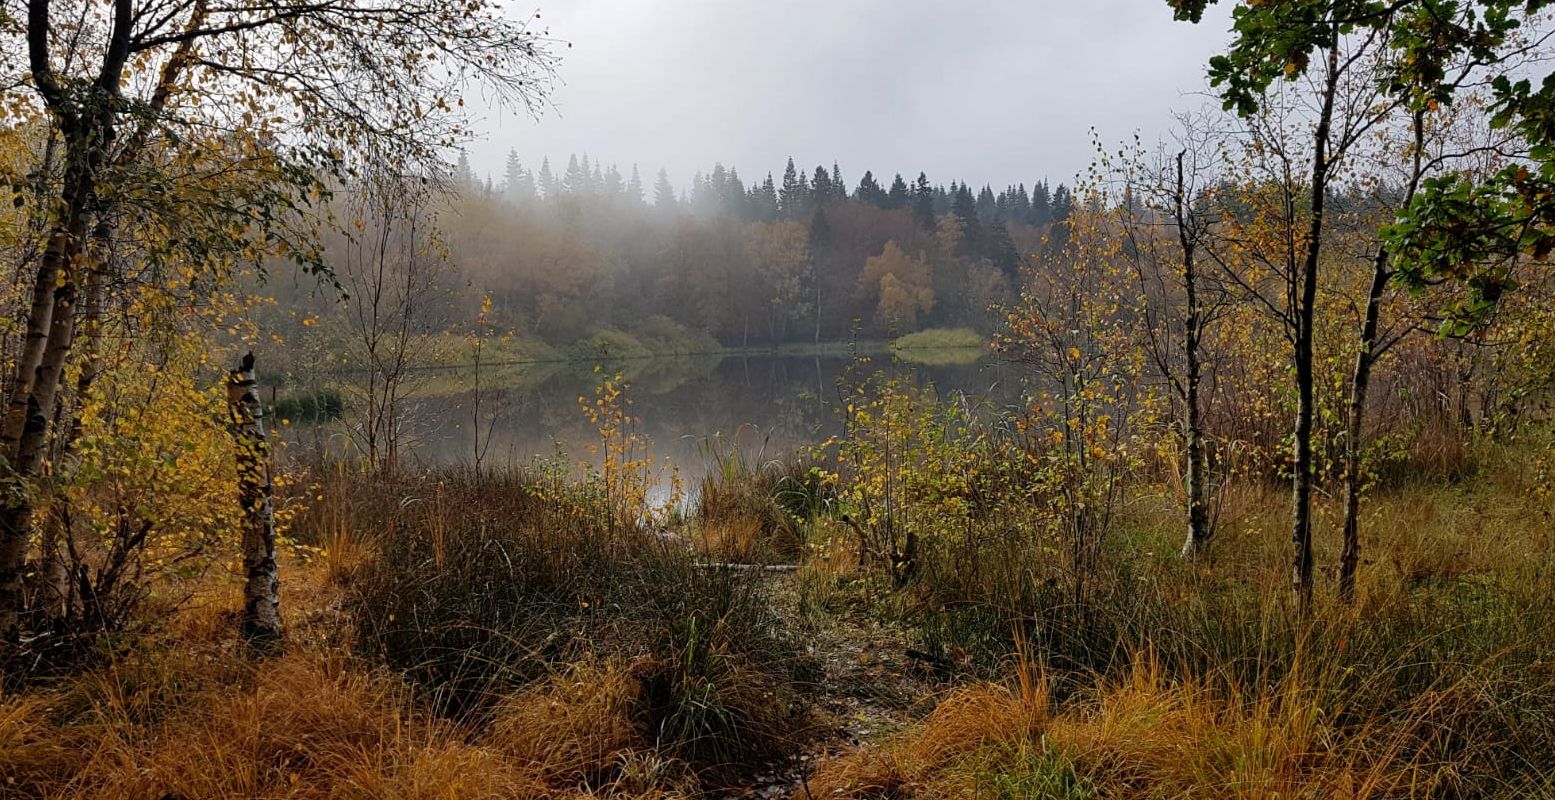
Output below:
[730,574,947,799]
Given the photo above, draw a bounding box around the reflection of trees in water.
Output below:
[287,353,1019,481]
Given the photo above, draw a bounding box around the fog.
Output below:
[466,0,1236,189]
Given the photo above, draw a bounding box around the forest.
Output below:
[261,152,1076,360]
[3,1,1555,799]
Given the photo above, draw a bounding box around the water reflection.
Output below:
[287,351,1020,496]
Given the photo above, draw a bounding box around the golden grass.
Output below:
[803,653,1499,800]
[0,563,707,800]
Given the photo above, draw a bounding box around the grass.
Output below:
[0,463,820,798]
[892,327,987,351]
[891,328,988,365]
[2,425,1552,797]
[793,443,1555,798]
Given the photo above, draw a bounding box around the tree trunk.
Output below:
[228,352,283,649]
[1177,151,1212,559]
[1340,112,1424,605]
[0,174,92,643]
[1339,254,1386,603]
[1292,36,1340,615]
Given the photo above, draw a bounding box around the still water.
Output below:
[287,351,1020,498]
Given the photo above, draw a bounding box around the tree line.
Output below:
[415,152,1079,348]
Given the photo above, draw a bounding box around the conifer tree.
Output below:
[1031,180,1052,226]
[563,154,586,195]
[780,157,805,217]
[627,165,645,204]
[538,157,558,199]
[654,167,677,209]
[887,173,911,209]
[912,172,936,228]
[855,171,884,206]
[811,165,834,203]
[503,150,535,203]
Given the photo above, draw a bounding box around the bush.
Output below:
[892,327,986,351]
[272,386,343,422]
[340,466,817,776]
[692,440,829,563]
[568,328,651,361]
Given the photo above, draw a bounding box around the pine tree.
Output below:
[976,185,997,222]
[887,173,910,209]
[603,164,623,197]
[454,150,475,188]
[653,167,677,209]
[811,165,834,203]
[831,162,846,200]
[503,150,535,203]
[780,157,803,217]
[627,165,645,204]
[1030,180,1052,226]
[912,172,935,228]
[537,157,557,200]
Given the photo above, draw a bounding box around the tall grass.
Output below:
[335,464,818,778]
[795,441,1555,798]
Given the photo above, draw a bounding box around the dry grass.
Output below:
[806,651,1551,799]
[793,440,1555,799]
[0,564,716,800]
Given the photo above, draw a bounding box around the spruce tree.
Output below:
[976,184,997,222]
[653,167,677,209]
[1051,183,1074,223]
[503,150,535,203]
[912,172,935,228]
[811,165,833,203]
[627,165,645,204]
[1030,180,1052,226]
[780,157,804,217]
[562,154,585,195]
[887,173,910,209]
[856,170,885,206]
[537,157,557,200]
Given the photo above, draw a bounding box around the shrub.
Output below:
[340,466,817,775]
[272,386,344,422]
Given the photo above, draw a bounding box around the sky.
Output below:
[465,0,1237,193]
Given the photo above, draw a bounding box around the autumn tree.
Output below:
[1172,0,1551,605]
[0,0,557,646]
[1113,122,1231,558]
[745,220,812,341]
[860,241,934,330]
[336,168,454,472]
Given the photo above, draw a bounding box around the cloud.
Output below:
[466,0,1234,191]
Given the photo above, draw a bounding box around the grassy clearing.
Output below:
[891,327,986,351]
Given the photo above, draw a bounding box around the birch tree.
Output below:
[0,0,557,645]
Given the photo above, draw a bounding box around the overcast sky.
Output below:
[466,1,1237,192]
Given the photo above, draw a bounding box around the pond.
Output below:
[284,349,1023,501]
